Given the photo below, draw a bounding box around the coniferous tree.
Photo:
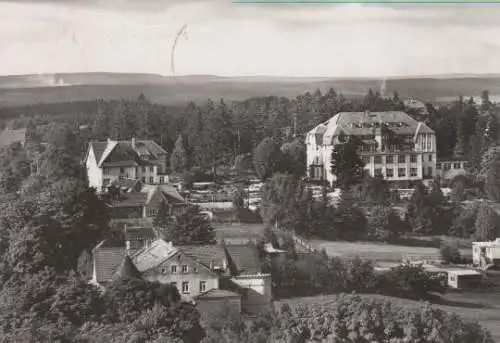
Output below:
[153,200,170,229]
[474,202,500,241]
[170,134,188,174]
[253,137,283,180]
[330,135,365,190]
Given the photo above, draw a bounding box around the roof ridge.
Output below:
[98,140,118,167]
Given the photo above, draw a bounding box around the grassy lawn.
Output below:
[276,291,500,341]
[212,222,265,239]
[310,239,472,262]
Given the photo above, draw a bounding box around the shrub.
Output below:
[440,242,463,264]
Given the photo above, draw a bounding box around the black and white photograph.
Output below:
[1,0,500,342]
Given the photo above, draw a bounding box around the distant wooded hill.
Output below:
[1,73,500,107]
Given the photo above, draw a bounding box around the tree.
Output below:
[232,186,246,209]
[440,242,462,265]
[170,134,188,173]
[104,278,181,323]
[0,168,18,194]
[367,205,404,241]
[131,301,205,343]
[6,215,67,274]
[280,140,306,177]
[159,206,215,245]
[481,146,500,202]
[333,194,368,240]
[330,135,365,190]
[406,181,427,235]
[253,137,283,180]
[49,272,106,326]
[35,178,110,270]
[354,174,390,205]
[153,200,171,228]
[474,202,500,241]
[450,175,467,201]
[260,172,300,227]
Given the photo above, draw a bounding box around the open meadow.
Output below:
[310,239,472,262]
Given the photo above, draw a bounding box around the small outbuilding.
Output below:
[446,269,482,290]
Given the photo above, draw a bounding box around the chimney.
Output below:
[131,137,136,149]
[209,260,214,270]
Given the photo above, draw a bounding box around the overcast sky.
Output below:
[1,0,500,77]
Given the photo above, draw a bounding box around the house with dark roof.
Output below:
[108,183,187,219]
[85,137,168,193]
[91,238,272,315]
[305,111,436,186]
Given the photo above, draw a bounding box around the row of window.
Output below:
[164,265,196,274]
[103,166,156,175]
[103,175,166,186]
[171,280,206,294]
[374,167,419,178]
[436,162,465,170]
[362,154,427,165]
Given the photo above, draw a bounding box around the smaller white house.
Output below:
[446,269,482,290]
[472,238,500,268]
[436,160,468,183]
[85,137,169,193]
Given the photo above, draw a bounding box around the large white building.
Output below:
[85,138,168,193]
[305,111,436,185]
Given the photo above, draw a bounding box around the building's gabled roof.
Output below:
[0,129,26,149]
[225,243,262,276]
[131,239,178,272]
[111,192,148,208]
[124,226,157,243]
[142,184,186,206]
[88,141,108,164]
[86,138,167,168]
[110,178,142,192]
[180,244,229,274]
[195,288,241,300]
[92,240,127,284]
[307,111,434,146]
[112,255,143,281]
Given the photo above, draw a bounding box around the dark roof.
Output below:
[104,142,142,165]
[111,193,148,208]
[0,129,26,149]
[93,241,127,283]
[89,141,107,162]
[225,243,262,275]
[124,226,157,242]
[308,111,434,146]
[87,139,167,168]
[112,255,142,281]
[142,184,185,205]
[110,178,142,190]
[131,239,178,272]
[180,244,229,274]
[195,288,241,300]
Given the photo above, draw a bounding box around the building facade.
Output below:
[306,111,437,186]
[85,138,168,193]
[91,239,272,315]
[436,159,468,184]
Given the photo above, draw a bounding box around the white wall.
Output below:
[86,148,103,190]
[307,133,437,184]
[231,274,272,315]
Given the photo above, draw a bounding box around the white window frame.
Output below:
[182,281,189,294]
